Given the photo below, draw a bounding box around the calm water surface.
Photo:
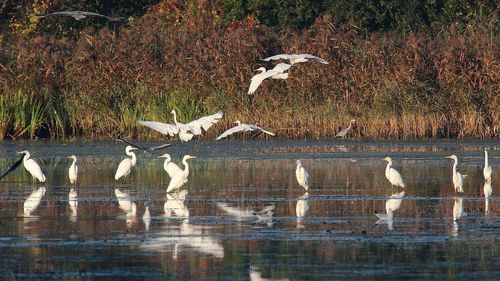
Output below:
[0,140,498,280]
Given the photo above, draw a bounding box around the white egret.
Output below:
[158,153,183,179]
[382,157,405,188]
[335,119,356,138]
[445,155,466,193]
[68,187,78,221]
[34,11,127,22]
[138,110,223,142]
[23,186,46,216]
[68,155,78,184]
[483,148,492,182]
[166,155,196,193]
[295,160,310,191]
[262,53,329,65]
[114,146,138,181]
[17,150,46,183]
[375,191,405,230]
[164,190,190,218]
[247,63,292,95]
[216,120,275,140]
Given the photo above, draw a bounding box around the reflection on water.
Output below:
[23,186,46,217]
[68,187,78,222]
[115,188,137,227]
[164,190,189,218]
[296,192,309,227]
[375,191,405,230]
[0,141,498,280]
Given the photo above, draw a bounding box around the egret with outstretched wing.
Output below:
[262,54,329,65]
[216,120,275,140]
[34,11,127,22]
[247,63,292,95]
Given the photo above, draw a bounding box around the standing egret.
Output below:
[114,146,138,181]
[166,155,196,193]
[295,160,310,191]
[262,53,329,65]
[17,150,46,183]
[216,120,275,140]
[382,157,405,188]
[445,155,466,193]
[138,110,223,142]
[335,119,356,138]
[68,155,78,184]
[247,63,292,95]
[158,153,183,179]
[483,148,492,182]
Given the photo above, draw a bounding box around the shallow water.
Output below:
[0,140,498,280]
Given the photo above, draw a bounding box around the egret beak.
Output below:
[444,156,451,159]
[130,147,138,151]
[16,150,26,155]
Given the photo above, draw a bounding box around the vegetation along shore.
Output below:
[0,1,498,140]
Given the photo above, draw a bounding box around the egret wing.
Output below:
[215,124,248,140]
[248,124,275,136]
[261,54,293,61]
[248,71,280,95]
[186,111,223,135]
[298,54,329,64]
[138,120,178,136]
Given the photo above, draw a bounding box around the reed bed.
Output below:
[0,3,498,140]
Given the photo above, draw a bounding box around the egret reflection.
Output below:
[68,187,78,222]
[216,202,274,225]
[23,186,46,217]
[452,197,465,237]
[375,191,405,230]
[141,218,224,259]
[114,188,137,227]
[296,192,309,227]
[143,206,151,231]
[250,266,290,281]
[484,181,492,214]
[164,190,189,218]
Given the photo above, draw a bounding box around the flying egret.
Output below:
[166,155,196,193]
[483,148,492,182]
[382,157,405,188]
[262,53,329,65]
[295,160,310,191]
[445,155,466,193]
[115,137,171,156]
[247,63,292,95]
[138,110,223,142]
[335,119,356,138]
[158,153,183,179]
[216,120,275,140]
[68,155,78,184]
[17,150,46,183]
[34,11,127,22]
[114,146,138,181]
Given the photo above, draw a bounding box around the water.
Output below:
[0,140,498,280]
